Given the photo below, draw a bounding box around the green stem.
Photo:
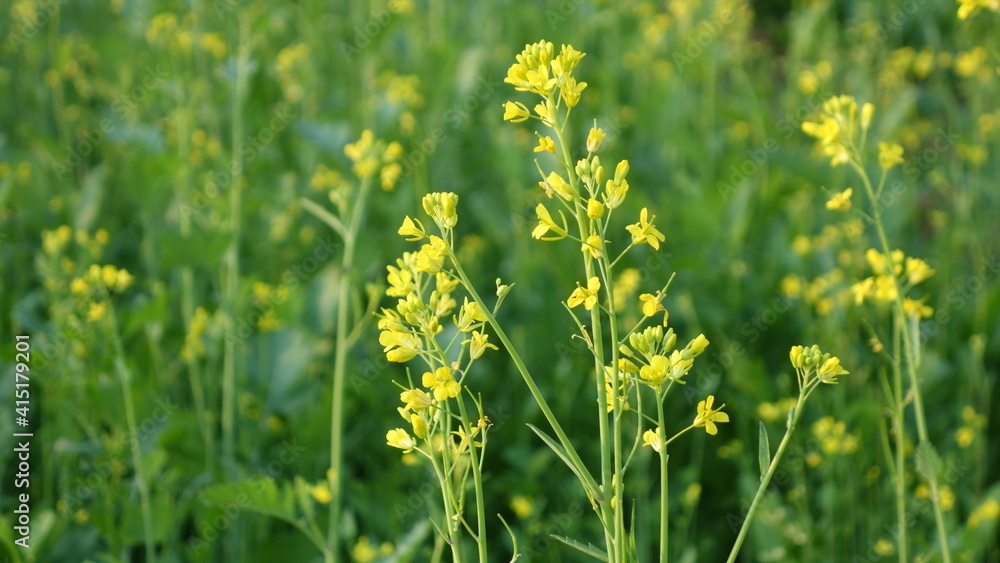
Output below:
[892,320,906,563]
[852,159,951,563]
[108,306,157,563]
[222,15,249,561]
[448,254,600,500]
[455,395,488,562]
[727,386,811,563]
[328,171,373,559]
[553,116,617,562]
[656,392,668,563]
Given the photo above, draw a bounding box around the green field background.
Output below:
[0,0,998,561]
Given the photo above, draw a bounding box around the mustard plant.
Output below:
[379,192,498,562]
[303,129,404,561]
[803,95,950,562]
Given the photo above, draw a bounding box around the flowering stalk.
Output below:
[803,96,950,562]
[304,130,403,561]
[727,345,847,562]
[503,40,720,563]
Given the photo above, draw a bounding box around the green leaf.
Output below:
[157,230,232,270]
[914,441,942,483]
[758,421,771,481]
[526,424,601,502]
[550,535,609,561]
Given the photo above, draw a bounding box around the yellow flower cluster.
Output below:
[851,249,934,318]
[68,264,134,322]
[380,193,500,456]
[811,416,859,456]
[343,130,404,190]
[957,0,1000,19]
[276,43,311,103]
[181,307,211,362]
[504,40,587,106]
[801,95,874,166]
[619,325,709,389]
[790,344,848,385]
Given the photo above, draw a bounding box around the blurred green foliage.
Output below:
[0,0,998,561]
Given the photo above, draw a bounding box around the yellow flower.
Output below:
[639,293,664,317]
[534,135,555,153]
[878,142,905,171]
[380,162,402,191]
[397,216,426,241]
[503,100,530,123]
[955,426,974,448]
[542,171,576,201]
[115,269,134,292]
[386,428,417,452]
[639,355,669,386]
[642,428,663,452]
[626,208,665,250]
[860,103,875,131]
[904,257,934,284]
[532,204,568,240]
[400,388,433,410]
[70,277,89,295]
[582,234,603,258]
[86,302,107,322]
[968,498,1000,528]
[414,236,448,273]
[817,356,848,384]
[903,297,933,319]
[422,366,461,401]
[379,329,421,362]
[587,126,605,153]
[567,277,601,310]
[511,496,534,519]
[310,482,331,504]
[826,188,853,211]
[466,330,498,359]
[410,413,428,439]
[693,395,729,435]
[586,198,604,219]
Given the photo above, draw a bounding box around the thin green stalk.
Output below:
[656,391,668,563]
[852,160,951,562]
[108,306,156,563]
[328,171,373,560]
[455,395,488,562]
[727,385,811,563]
[892,320,906,563]
[172,78,214,473]
[222,15,250,562]
[554,119,617,562]
[447,254,600,501]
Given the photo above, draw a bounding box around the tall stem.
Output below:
[222,14,249,561]
[448,255,600,499]
[328,175,373,557]
[455,396,488,562]
[727,388,809,562]
[892,321,906,563]
[656,392,669,563]
[554,120,617,562]
[853,160,951,562]
[109,307,157,563]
